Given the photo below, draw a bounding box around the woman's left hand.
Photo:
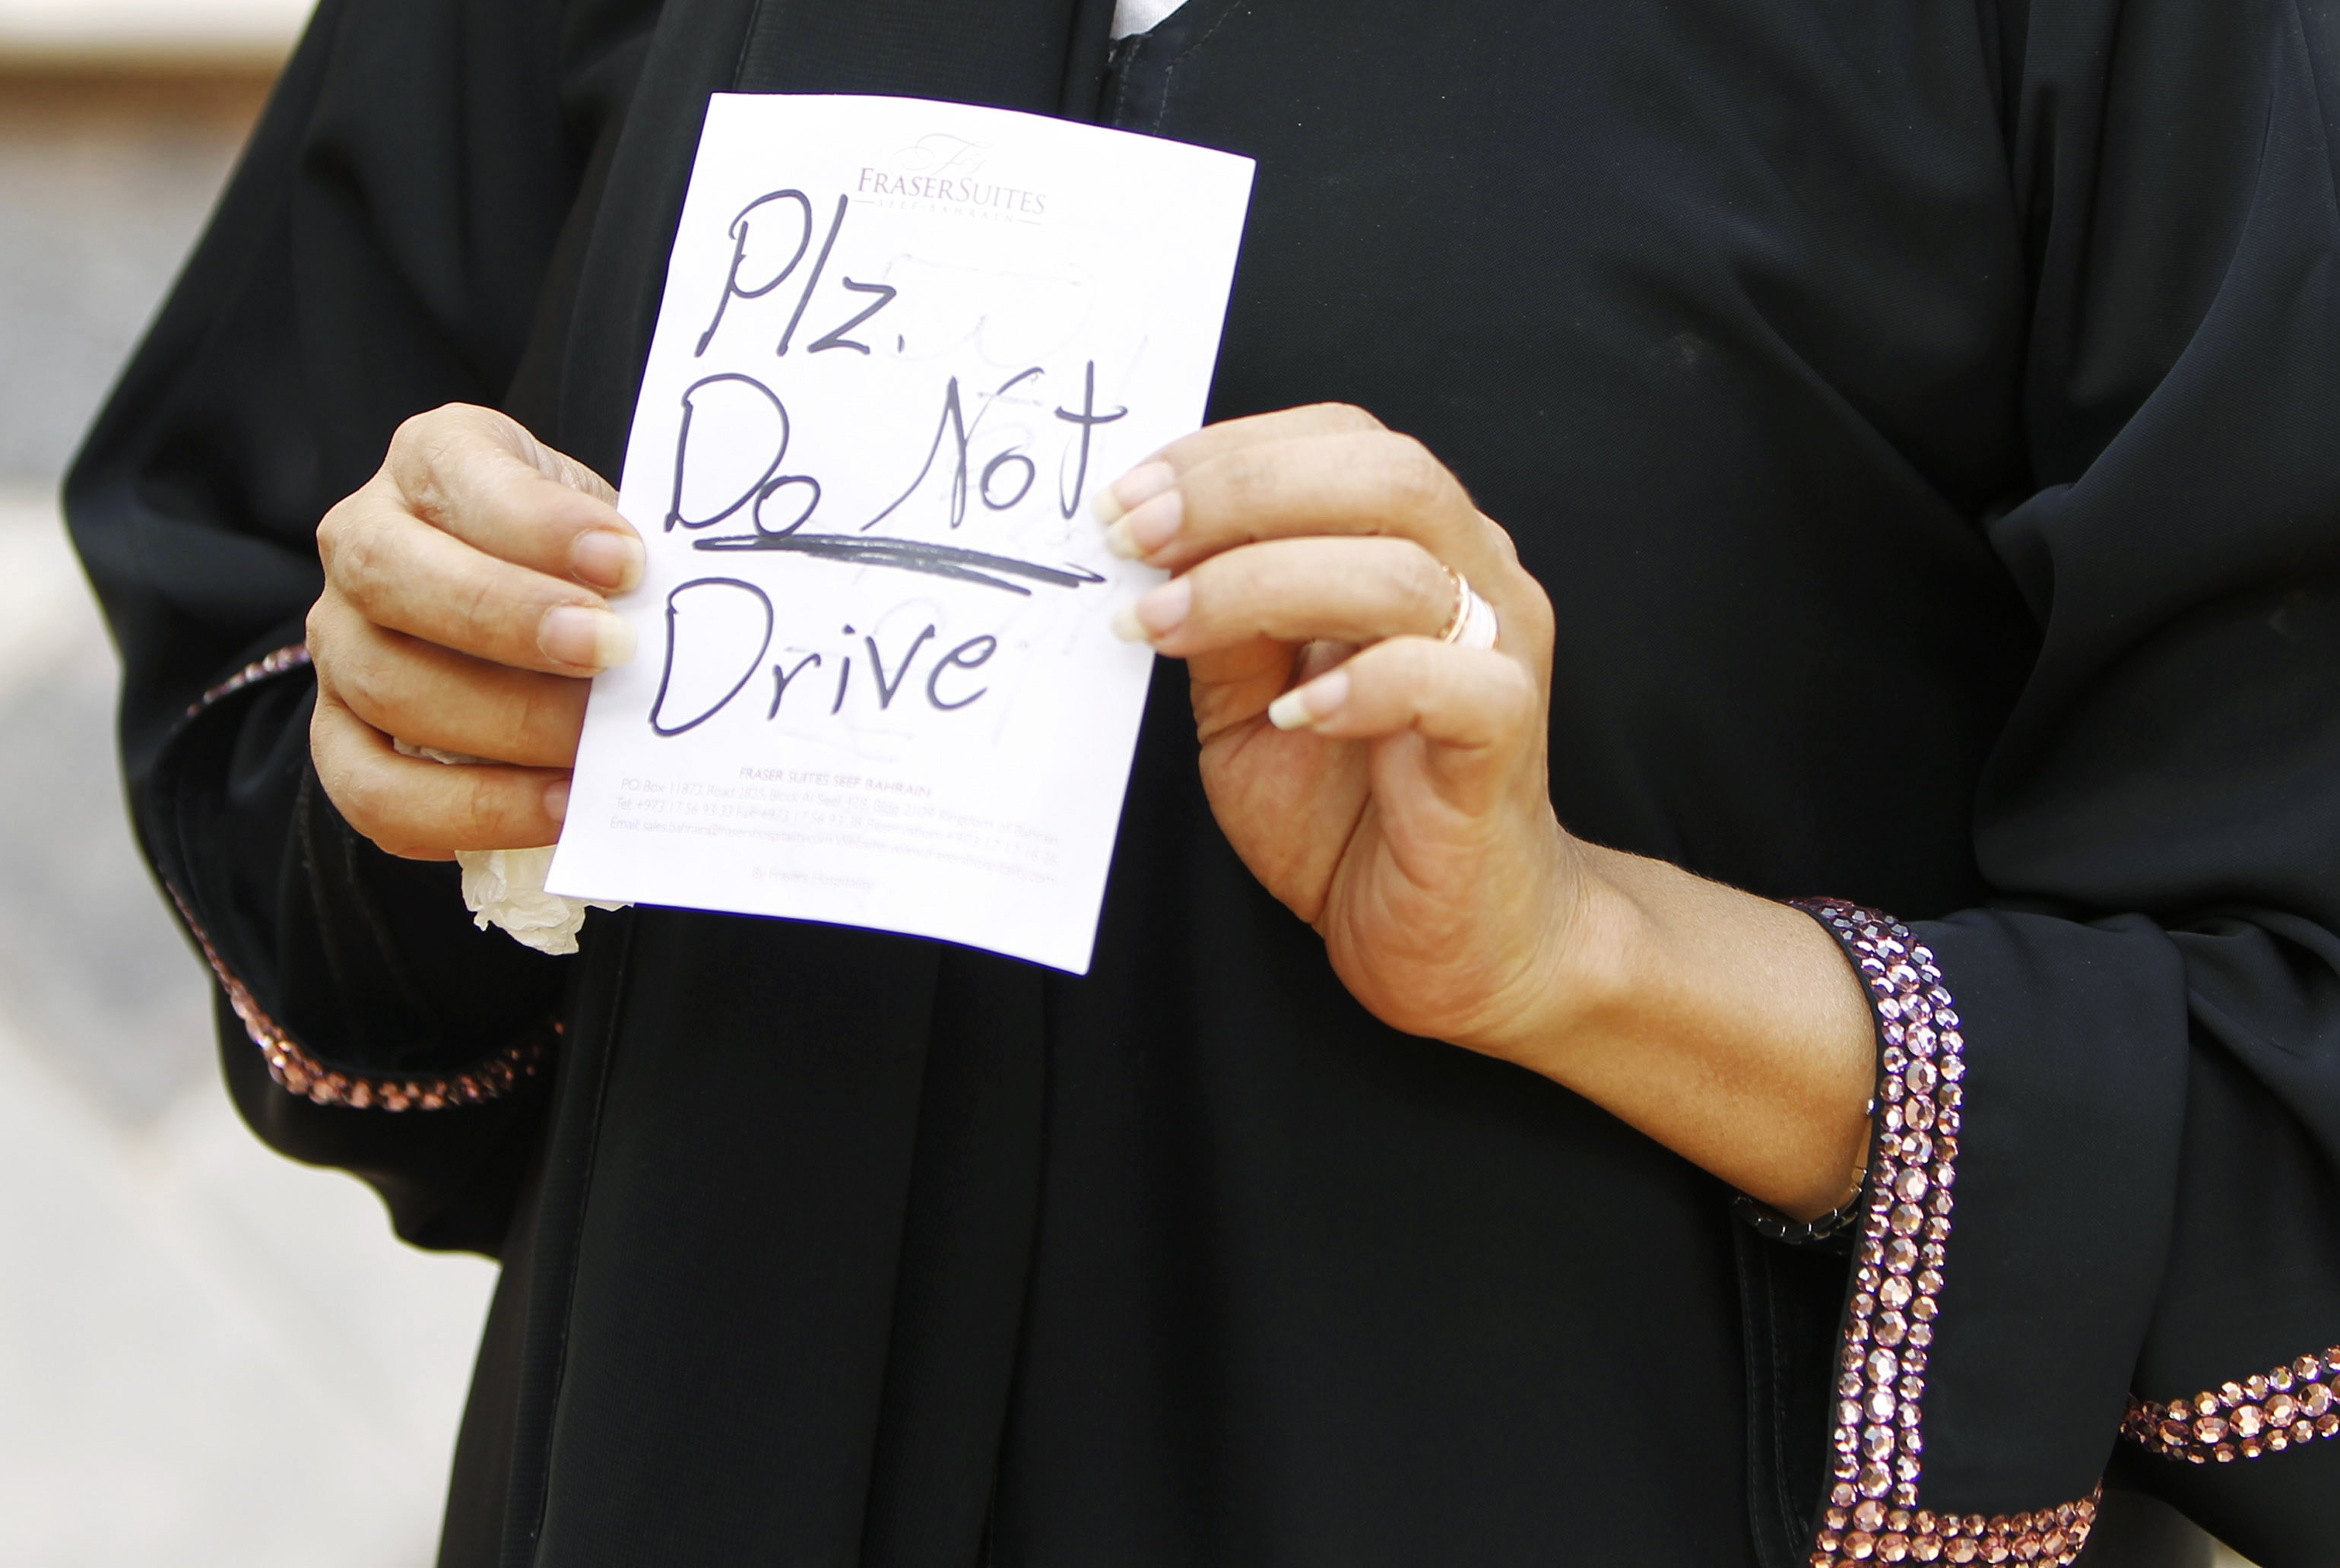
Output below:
[1099,402,1880,1219]
[1099,404,1572,1060]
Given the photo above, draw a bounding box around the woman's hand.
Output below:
[1101,405,1571,1053]
[1100,404,1877,1217]
[305,404,642,860]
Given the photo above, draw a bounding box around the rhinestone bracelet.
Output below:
[1734,1125,1874,1249]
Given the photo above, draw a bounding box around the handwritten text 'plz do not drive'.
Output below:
[551,93,1254,972]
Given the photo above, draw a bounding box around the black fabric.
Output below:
[62,0,2340,1564]
[1737,1224,1850,1565]
[65,0,658,1244]
[2081,1489,2221,1568]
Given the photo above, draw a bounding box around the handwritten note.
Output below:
[547,94,1254,973]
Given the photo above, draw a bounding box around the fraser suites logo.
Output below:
[857,134,1049,223]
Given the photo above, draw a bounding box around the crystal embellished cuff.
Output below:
[2123,1348,2340,1463]
[1786,898,2103,1568]
[169,641,552,1110]
[189,640,311,714]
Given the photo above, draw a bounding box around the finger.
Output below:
[320,493,636,676]
[1112,536,1458,656]
[309,590,588,768]
[1093,428,1513,587]
[1187,635,1359,744]
[1266,637,1539,756]
[312,679,572,857]
[1118,401,1385,483]
[376,403,641,591]
[1091,405,1383,543]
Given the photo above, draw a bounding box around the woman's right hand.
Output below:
[305,404,642,860]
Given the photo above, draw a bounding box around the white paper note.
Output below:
[547,94,1254,974]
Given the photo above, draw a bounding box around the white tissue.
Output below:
[393,740,629,955]
[453,845,627,956]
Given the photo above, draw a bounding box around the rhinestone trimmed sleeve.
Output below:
[1790,898,2102,1567]
[189,641,312,714]
[166,640,551,1111]
[2123,1350,2340,1463]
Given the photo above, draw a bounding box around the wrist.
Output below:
[1460,838,1648,1078]
[1463,841,1879,1219]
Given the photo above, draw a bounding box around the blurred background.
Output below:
[0,3,496,1565]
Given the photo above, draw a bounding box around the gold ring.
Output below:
[1436,564,1499,650]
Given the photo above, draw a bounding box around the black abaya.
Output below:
[65,0,2340,1563]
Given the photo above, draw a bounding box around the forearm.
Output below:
[1497,844,1876,1218]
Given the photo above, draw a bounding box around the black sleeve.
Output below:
[1789,3,2340,1564]
[62,0,661,1253]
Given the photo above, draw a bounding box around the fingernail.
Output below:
[544,776,572,825]
[570,529,644,592]
[1091,461,1177,526]
[1111,578,1190,642]
[1106,490,1182,560]
[1267,668,1349,731]
[540,604,636,670]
